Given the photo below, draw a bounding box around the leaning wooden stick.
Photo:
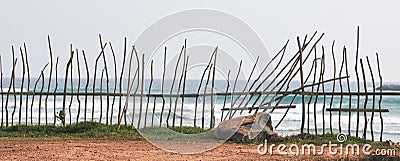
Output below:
[355,27,361,138]
[63,48,73,126]
[5,58,17,126]
[30,69,41,125]
[225,60,242,120]
[338,46,346,133]
[123,45,135,126]
[68,47,74,125]
[109,44,118,125]
[92,43,107,121]
[99,68,105,123]
[210,46,217,128]
[38,68,46,125]
[160,47,167,127]
[10,46,17,126]
[202,62,212,128]
[360,59,368,139]
[101,44,110,125]
[173,49,186,127]
[151,96,157,127]
[82,51,89,121]
[53,57,59,125]
[18,47,26,125]
[131,46,140,128]
[344,47,352,136]
[221,70,231,122]
[329,41,336,134]
[32,63,48,125]
[366,56,375,141]
[138,53,145,128]
[144,60,154,127]
[321,47,326,134]
[376,53,383,142]
[76,49,82,123]
[24,43,31,125]
[45,36,54,125]
[166,45,184,127]
[181,56,189,128]
[194,50,215,126]
[117,38,127,126]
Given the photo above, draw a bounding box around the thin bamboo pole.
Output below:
[45,36,53,125]
[329,41,337,134]
[360,59,368,139]
[76,49,82,123]
[18,47,26,125]
[166,46,184,127]
[376,53,383,142]
[82,51,89,121]
[160,47,167,127]
[366,56,375,141]
[144,60,154,127]
[53,57,59,125]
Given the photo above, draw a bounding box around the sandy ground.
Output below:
[0,138,398,160]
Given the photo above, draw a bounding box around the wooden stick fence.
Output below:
[0,29,397,143]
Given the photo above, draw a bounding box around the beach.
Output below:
[2,138,399,160]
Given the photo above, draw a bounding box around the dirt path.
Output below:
[0,138,397,160]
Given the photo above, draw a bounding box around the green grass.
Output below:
[0,122,210,141]
[0,122,143,140]
[0,122,390,148]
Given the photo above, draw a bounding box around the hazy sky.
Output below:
[0,1,399,82]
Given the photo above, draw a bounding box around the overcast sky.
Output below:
[0,0,399,82]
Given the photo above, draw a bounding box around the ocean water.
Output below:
[0,78,399,142]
